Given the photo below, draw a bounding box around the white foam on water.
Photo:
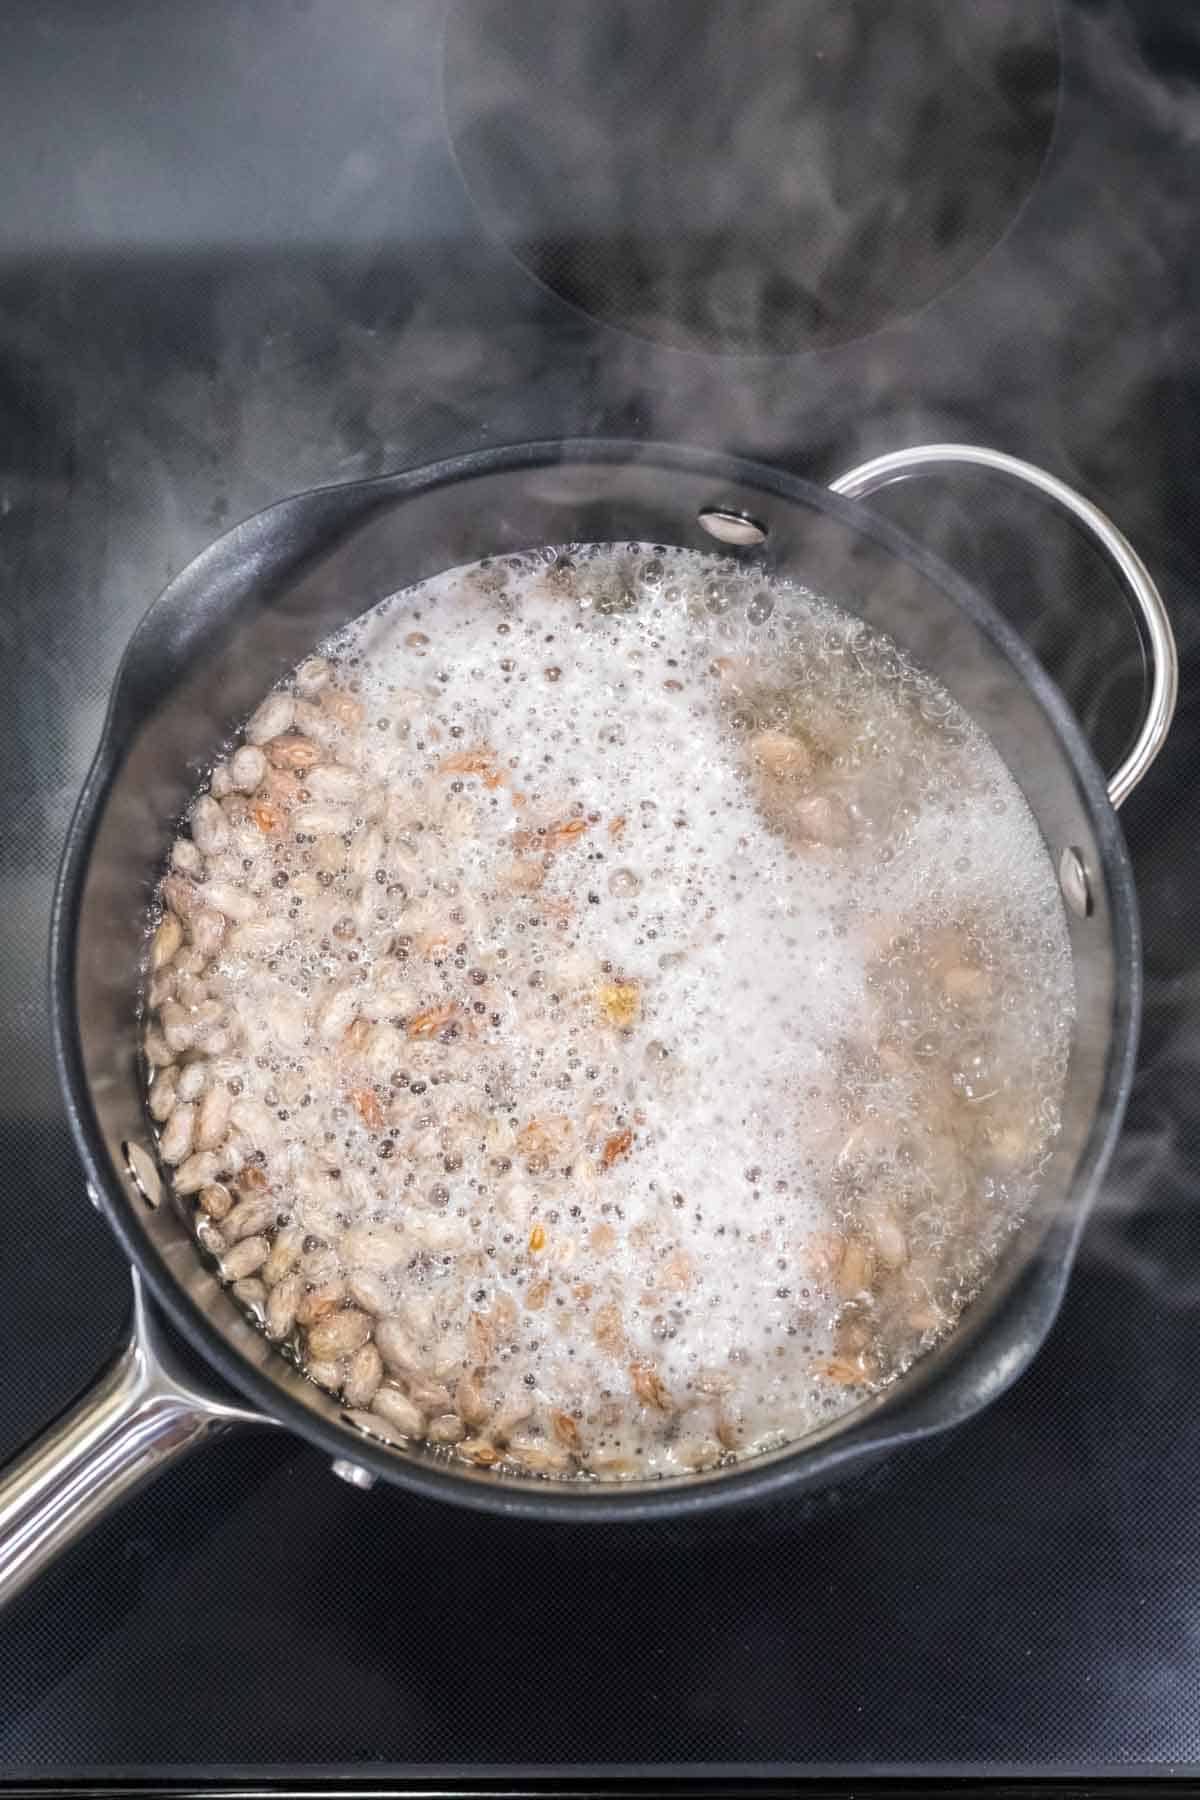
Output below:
[161,543,1076,1477]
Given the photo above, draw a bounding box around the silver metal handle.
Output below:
[0,1270,270,1608]
[828,444,1179,809]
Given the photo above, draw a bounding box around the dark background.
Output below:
[1,0,1198,1777]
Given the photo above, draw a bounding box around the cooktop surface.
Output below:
[1,0,1198,1778]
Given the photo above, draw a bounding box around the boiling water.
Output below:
[145,544,1075,1478]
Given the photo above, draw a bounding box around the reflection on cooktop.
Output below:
[444,0,1060,355]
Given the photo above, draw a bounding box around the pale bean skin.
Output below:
[790,792,851,846]
[873,1214,908,1269]
[348,827,383,882]
[305,764,362,805]
[265,733,321,771]
[203,849,243,884]
[262,1225,304,1286]
[943,964,992,1004]
[343,1341,383,1407]
[346,1270,392,1316]
[158,1103,195,1164]
[245,691,295,744]
[198,1181,234,1221]
[370,1386,425,1437]
[144,1028,174,1068]
[175,973,209,1011]
[508,1438,572,1476]
[374,1316,422,1375]
[148,1067,178,1122]
[292,698,343,749]
[265,1273,302,1340]
[264,993,308,1052]
[228,1095,279,1152]
[229,743,267,791]
[222,1192,276,1242]
[428,1413,466,1445]
[162,874,199,921]
[174,1150,220,1195]
[295,656,330,695]
[159,1001,195,1053]
[227,917,287,958]
[457,1439,503,1468]
[407,1375,453,1414]
[290,803,354,837]
[321,688,365,728]
[151,912,183,970]
[220,1235,270,1280]
[171,837,204,877]
[455,1373,489,1428]
[296,1278,346,1326]
[176,1061,209,1103]
[195,1082,231,1150]
[315,985,359,1044]
[343,1408,409,1448]
[307,1358,345,1394]
[215,1130,251,1176]
[307,1308,373,1361]
[147,970,176,1010]
[189,998,226,1043]
[397,1293,437,1342]
[191,795,229,856]
[342,1224,408,1273]
[196,880,258,923]
[300,1242,342,1287]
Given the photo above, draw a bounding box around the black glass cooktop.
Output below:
[1,0,1198,1779]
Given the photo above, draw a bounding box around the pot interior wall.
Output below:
[66,449,1124,1501]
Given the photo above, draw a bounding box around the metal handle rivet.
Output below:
[1059,847,1094,919]
[698,507,768,547]
[331,1459,377,1490]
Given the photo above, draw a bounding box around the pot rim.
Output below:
[49,436,1141,1522]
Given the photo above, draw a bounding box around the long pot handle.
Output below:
[828,443,1178,809]
[0,1269,271,1608]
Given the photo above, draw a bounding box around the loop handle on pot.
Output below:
[828,444,1178,809]
[0,1270,271,1608]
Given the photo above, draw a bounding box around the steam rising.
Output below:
[3,0,1193,1287]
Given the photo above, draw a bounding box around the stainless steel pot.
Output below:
[0,439,1177,1603]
